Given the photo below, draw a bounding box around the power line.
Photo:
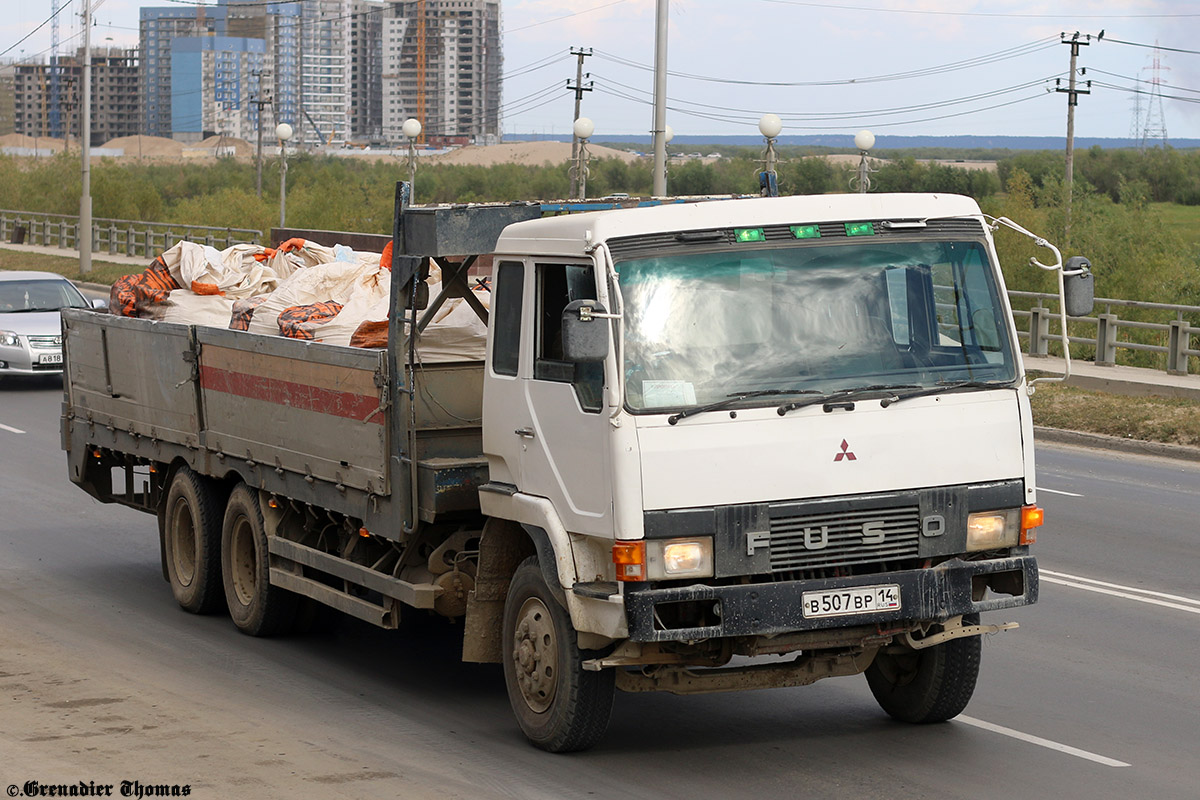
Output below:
[1094,81,1200,105]
[756,0,1200,19]
[589,72,1061,121]
[503,0,629,35]
[592,84,1050,131]
[1090,68,1200,95]
[0,0,72,59]
[592,36,1058,87]
[1101,37,1200,56]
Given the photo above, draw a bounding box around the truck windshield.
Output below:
[616,239,1018,413]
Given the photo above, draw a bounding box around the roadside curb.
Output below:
[1035,426,1200,464]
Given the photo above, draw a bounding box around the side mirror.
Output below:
[1063,256,1094,317]
[562,299,611,363]
[90,298,110,312]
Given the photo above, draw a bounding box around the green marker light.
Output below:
[845,222,875,237]
[734,227,766,243]
[791,225,821,239]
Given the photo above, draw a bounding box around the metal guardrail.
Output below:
[0,210,261,259]
[2,207,1194,376]
[1009,290,1198,376]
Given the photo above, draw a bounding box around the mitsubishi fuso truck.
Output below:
[61,189,1093,751]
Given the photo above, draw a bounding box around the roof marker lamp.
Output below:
[735,227,766,243]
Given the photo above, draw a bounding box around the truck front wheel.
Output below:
[220,484,297,637]
[501,557,615,752]
[865,614,981,723]
[163,465,225,614]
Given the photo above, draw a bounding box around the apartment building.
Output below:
[6,48,141,146]
[349,1,387,143]
[171,37,267,143]
[140,6,227,138]
[382,0,501,144]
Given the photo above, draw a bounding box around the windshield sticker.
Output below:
[642,380,697,408]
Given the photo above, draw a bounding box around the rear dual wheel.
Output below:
[220,483,298,637]
[163,465,225,614]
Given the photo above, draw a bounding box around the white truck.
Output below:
[62,189,1092,752]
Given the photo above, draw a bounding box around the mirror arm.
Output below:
[987,216,1073,390]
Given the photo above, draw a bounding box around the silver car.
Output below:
[0,271,100,377]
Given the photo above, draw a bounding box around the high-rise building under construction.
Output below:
[382,0,501,145]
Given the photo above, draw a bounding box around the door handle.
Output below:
[514,427,535,439]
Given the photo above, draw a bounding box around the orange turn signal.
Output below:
[359,527,371,538]
[612,541,646,582]
[1020,505,1044,544]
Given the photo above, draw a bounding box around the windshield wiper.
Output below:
[776,384,920,416]
[667,388,819,425]
[879,379,1014,408]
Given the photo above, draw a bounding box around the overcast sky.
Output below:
[5,0,1198,141]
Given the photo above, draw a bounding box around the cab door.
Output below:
[519,260,612,536]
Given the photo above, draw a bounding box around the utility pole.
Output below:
[251,72,272,197]
[651,0,669,197]
[1056,31,1092,244]
[80,0,92,275]
[567,47,592,199]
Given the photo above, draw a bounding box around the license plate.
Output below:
[802,584,901,619]
[40,353,63,365]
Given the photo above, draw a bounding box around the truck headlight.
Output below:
[614,537,714,581]
[0,330,20,347]
[648,537,713,580]
[966,509,1020,551]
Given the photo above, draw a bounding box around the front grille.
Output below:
[768,505,920,572]
[27,335,61,350]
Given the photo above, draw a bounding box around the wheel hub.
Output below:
[511,596,557,713]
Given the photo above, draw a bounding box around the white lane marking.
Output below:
[1041,570,1200,614]
[958,716,1130,767]
[0,422,26,434]
[1039,487,1083,497]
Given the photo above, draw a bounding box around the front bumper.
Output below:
[623,555,1037,643]
[0,343,63,374]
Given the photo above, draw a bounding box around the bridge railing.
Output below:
[0,209,261,260]
[1009,291,1199,376]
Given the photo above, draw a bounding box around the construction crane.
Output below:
[416,0,426,144]
[49,0,61,139]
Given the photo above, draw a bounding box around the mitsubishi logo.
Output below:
[834,439,856,462]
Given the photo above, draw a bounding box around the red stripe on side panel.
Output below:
[200,366,384,425]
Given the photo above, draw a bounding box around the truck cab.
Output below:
[477,194,1045,750]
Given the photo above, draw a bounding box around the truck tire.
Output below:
[163,465,225,614]
[220,484,297,637]
[865,614,982,723]
[501,556,615,752]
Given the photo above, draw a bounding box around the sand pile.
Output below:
[426,140,641,167]
[0,133,67,152]
[101,135,185,158]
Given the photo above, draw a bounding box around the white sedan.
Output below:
[0,271,103,378]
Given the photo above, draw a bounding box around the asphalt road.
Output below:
[1,376,1198,799]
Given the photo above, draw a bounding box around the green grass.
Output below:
[0,249,137,284]
[1030,381,1200,447]
[1150,202,1200,250]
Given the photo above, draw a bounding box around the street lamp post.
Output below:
[854,129,875,194]
[570,117,594,200]
[402,118,422,202]
[276,122,293,228]
[758,113,782,197]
